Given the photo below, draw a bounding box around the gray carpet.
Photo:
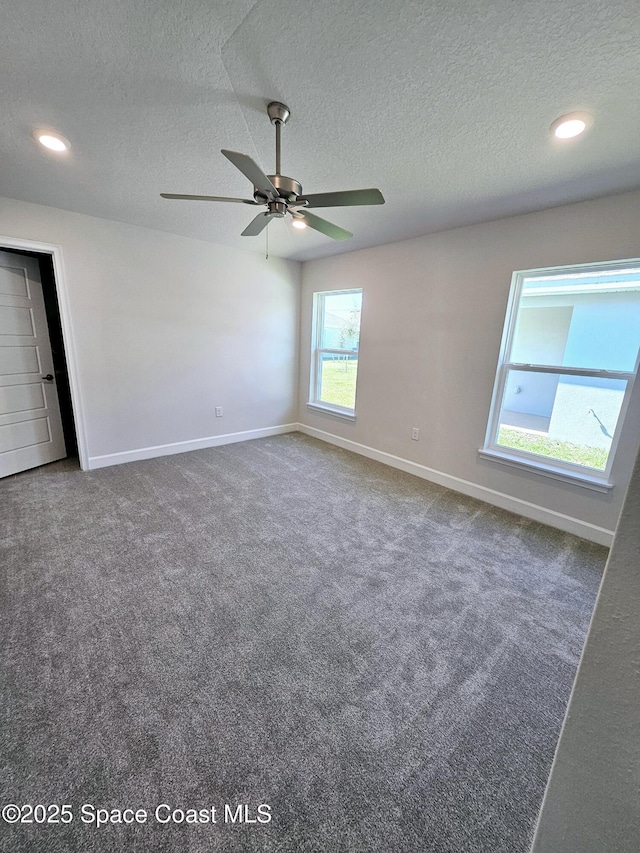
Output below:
[1,433,605,852]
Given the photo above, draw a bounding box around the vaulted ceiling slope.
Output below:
[2,0,640,262]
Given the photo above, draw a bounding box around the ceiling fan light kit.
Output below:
[161,101,385,241]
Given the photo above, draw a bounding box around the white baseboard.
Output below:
[88,423,298,470]
[297,424,614,547]
[87,420,614,545]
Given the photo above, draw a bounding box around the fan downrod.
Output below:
[268,102,290,177]
[254,101,301,205]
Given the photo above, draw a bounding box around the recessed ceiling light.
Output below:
[550,112,593,140]
[33,129,70,152]
[291,217,307,230]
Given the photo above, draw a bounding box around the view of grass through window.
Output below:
[319,356,358,409]
[497,426,608,471]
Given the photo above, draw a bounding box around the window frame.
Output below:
[307,288,362,420]
[480,259,640,492]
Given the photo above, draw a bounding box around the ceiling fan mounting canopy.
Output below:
[267,101,290,126]
[161,101,385,241]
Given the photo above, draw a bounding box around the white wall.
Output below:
[529,443,640,852]
[0,197,301,467]
[298,189,640,540]
[3,190,638,538]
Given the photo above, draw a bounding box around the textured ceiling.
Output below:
[2,0,640,262]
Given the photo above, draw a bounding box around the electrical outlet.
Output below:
[411,427,419,440]
[215,407,223,417]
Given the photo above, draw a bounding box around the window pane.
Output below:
[318,353,358,409]
[511,306,573,365]
[496,368,627,471]
[515,270,640,371]
[320,291,362,350]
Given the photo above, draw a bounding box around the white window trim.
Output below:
[306,401,356,421]
[481,258,640,490]
[478,448,613,493]
[308,288,362,418]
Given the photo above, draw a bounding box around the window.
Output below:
[481,260,640,490]
[309,289,362,418]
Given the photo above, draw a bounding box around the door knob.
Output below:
[42,374,54,381]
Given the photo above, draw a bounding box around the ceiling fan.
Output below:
[161,101,385,241]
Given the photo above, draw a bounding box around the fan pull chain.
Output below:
[265,222,269,260]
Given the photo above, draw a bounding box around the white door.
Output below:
[0,250,66,477]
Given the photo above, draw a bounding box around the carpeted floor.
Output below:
[1,433,606,852]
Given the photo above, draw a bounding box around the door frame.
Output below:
[0,235,89,470]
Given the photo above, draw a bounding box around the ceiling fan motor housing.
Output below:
[254,174,303,205]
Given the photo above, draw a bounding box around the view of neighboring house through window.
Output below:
[483,260,640,486]
[310,289,362,416]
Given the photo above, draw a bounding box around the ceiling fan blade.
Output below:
[296,188,385,208]
[298,211,352,241]
[160,193,259,204]
[221,150,277,198]
[241,211,276,237]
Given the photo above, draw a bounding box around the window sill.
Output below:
[306,402,356,422]
[478,447,613,493]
